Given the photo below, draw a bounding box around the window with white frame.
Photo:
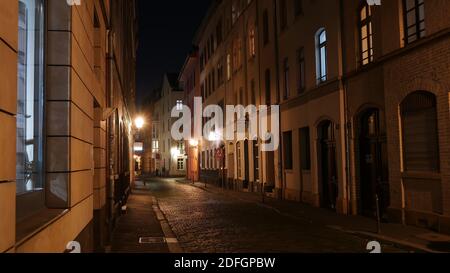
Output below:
[316,28,327,84]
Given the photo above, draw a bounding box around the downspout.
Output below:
[272,0,284,200]
[339,0,352,215]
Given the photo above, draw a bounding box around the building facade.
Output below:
[192,0,450,233]
[179,49,201,182]
[0,0,137,253]
[153,74,186,177]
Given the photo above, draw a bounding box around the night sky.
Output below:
[136,0,212,107]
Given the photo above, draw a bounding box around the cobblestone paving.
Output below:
[148,178,407,253]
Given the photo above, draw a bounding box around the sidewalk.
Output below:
[176,179,450,253]
[110,181,182,253]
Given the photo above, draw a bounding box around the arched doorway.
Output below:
[317,120,338,210]
[358,109,390,217]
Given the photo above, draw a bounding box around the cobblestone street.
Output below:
[146,178,408,253]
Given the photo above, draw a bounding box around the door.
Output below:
[318,121,338,210]
[244,140,250,189]
[359,109,390,217]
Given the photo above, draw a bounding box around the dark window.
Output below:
[280,0,288,30]
[250,79,256,105]
[403,0,425,44]
[359,3,374,65]
[216,20,223,45]
[265,69,271,105]
[401,91,439,172]
[283,58,290,99]
[300,127,311,170]
[294,0,303,16]
[297,47,306,93]
[263,10,270,45]
[283,131,293,170]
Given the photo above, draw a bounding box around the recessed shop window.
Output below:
[17,0,45,196]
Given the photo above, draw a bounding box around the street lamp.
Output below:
[189,139,199,147]
[135,116,145,129]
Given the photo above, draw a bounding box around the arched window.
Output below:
[401,91,439,172]
[316,28,327,83]
[359,3,373,65]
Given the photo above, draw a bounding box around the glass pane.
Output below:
[17,0,45,195]
[320,46,327,79]
[319,30,327,44]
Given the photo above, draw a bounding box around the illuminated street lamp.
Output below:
[135,116,145,129]
[189,139,199,147]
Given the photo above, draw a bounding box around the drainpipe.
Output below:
[339,0,352,215]
[272,0,284,200]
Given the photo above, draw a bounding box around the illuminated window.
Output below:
[359,3,374,65]
[316,28,327,84]
[249,27,256,57]
[227,53,232,80]
[176,100,183,111]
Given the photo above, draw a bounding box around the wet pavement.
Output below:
[146,178,408,253]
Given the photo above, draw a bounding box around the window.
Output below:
[176,100,183,111]
[233,38,242,70]
[297,47,306,93]
[401,91,439,172]
[280,0,288,30]
[177,158,184,170]
[283,58,290,99]
[17,0,45,195]
[249,26,256,57]
[300,127,311,170]
[359,3,374,65]
[316,28,327,83]
[263,10,270,45]
[227,53,232,80]
[253,141,259,181]
[403,0,425,44]
[250,79,256,105]
[265,69,271,105]
[232,1,238,24]
[152,141,159,153]
[294,0,303,16]
[283,131,293,170]
[237,142,242,178]
[216,20,223,45]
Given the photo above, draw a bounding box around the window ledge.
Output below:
[16,208,67,245]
